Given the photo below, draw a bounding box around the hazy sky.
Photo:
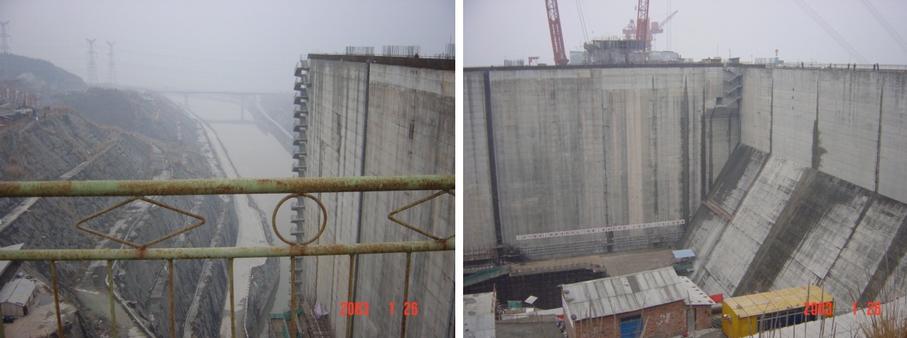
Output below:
[466,0,907,66]
[0,0,454,92]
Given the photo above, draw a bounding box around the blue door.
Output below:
[619,316,642,338]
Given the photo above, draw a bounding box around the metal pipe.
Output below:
[346,254,357,338]
[50,260,65,338]
[228,258,236,338]
[401,252,412,338]
[0,175,453,197]
[290,256,299,337]
[168,259,176,338]
[106,260,118,338]
[0,239,453,261]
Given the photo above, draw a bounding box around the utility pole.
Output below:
[86,39,98,84]
[106,41,116,85]
[0,21,9,54]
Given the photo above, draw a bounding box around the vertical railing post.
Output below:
[106,260,118,337]
[400,252,412,338]
[167,259,176,338]
[228,258,236,338]
[50,260,65,338]
[346,254,357,338]
[290,255,299,338]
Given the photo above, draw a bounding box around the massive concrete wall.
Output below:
[740,68,907,200]
[686,144,907,308]
[687,67,907,308]
[300,56,454,337]
[465,66,738,260]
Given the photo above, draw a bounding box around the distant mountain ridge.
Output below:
[0,53,87,93]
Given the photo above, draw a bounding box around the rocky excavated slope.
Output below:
[0,89,237,337]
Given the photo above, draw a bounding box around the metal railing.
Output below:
[0,175,454,338]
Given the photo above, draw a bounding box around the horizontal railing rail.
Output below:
[0,175,454,338]
[0,175,453,197]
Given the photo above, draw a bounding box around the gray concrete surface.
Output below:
[297,56,454,338]
[465,66,737,259]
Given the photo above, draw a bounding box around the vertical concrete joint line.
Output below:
[769,74,774,154]
[401,252,412,338]
[483,71,504,246]
[351,60,371,324]
[874,86,884,193]
[811,76,822,169]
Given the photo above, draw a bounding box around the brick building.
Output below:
[561,267,714,338]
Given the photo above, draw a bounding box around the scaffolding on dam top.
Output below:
[0,175,454,338]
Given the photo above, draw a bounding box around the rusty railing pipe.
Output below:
[0,175,453,197]
[0,239,453,261]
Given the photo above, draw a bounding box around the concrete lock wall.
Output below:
[464,66,737,260]
[301,56,454,337]
[685,67,907,309]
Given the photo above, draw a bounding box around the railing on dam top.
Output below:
[0,175,455,338]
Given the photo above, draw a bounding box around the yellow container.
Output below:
[721,285,834,338]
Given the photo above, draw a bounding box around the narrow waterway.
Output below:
[173,94,295,337]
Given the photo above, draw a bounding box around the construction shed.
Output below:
[0,278,36,318]
[464,291,497,338]
[721,285,834,338]
[561,267,714,338]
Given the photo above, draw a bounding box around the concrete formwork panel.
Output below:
[770,69,817,166]
[878,73,907,203]
[816,70,882,191]
[739,68,773,153]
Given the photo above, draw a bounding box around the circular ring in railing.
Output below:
[272,193,328,246]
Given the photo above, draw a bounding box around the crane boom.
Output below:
[635,0,651,50]
[545,0,569,65]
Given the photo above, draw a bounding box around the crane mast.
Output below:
[635,0,651,50]
[545,0,569,65]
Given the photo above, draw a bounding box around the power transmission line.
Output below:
[575,0,590,43]
[106,41,116,84]
[858,0,907,56]
[791,0,867,63]
[86,38,97,84]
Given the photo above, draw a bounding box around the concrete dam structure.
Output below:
[686,67,907,308]
[293,54,455,337]
[465,65,741,261]
[465,64,907,309]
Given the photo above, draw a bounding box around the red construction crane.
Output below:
[635,0,651,50]
[545,0,569,65]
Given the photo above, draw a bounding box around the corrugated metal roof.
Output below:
[561,267,714,321]
[672,249,696,259]
[464,292,496,338]
[0,278,35,306]
[724,285,833,318]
